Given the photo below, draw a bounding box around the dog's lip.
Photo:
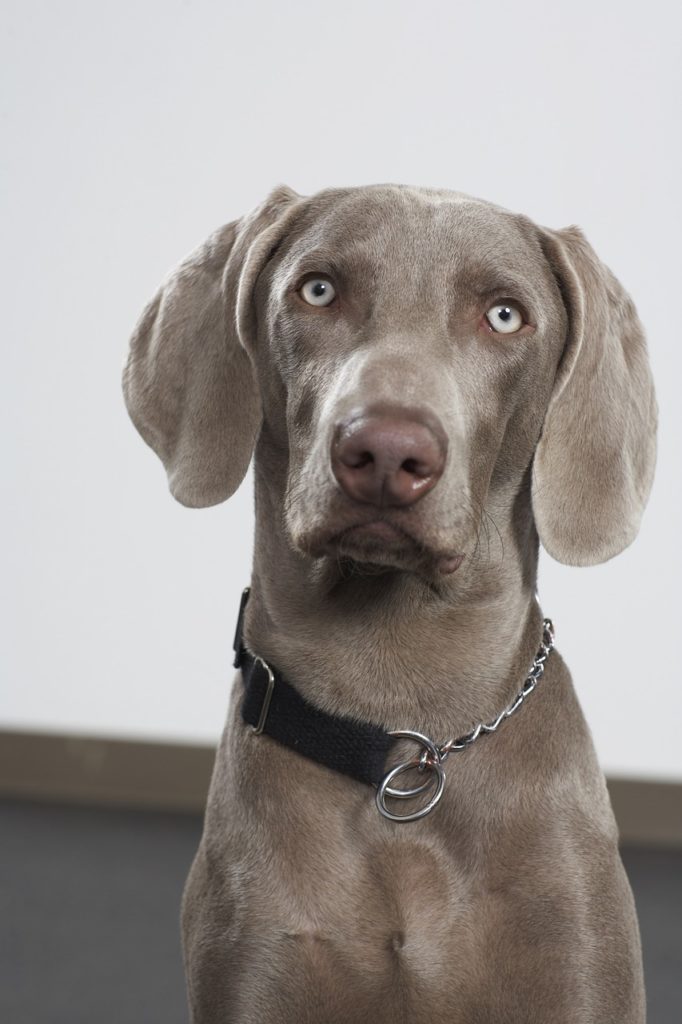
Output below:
[435,553,465,575]
[324,520,465,575]
[329,518,416,550]
[341,520,406,543]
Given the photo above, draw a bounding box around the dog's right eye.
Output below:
[484,302,524,334]
[299,277,337,307]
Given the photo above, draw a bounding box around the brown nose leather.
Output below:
[331,408,447,507]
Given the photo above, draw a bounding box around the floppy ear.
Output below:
[531,225,657,566]
[123,185,302,507]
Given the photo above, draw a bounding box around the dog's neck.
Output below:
[244,459,544,737]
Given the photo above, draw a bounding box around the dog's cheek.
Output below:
[283,460,340,555]
[281,405,341,554]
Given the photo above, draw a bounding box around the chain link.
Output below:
[376,618,555,821]
[435,618,555,764]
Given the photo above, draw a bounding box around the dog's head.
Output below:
[123,184,656,578]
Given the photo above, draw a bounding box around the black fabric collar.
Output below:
[234,588,396,786]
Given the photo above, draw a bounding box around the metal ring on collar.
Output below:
[376,758,446,822]
[383,730,441,799]
[376,730,446,821]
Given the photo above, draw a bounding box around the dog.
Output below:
[123,184,657,1023]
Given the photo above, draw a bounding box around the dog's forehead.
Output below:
[283,185,540,279]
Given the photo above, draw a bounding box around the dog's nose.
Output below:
[331,408,447,507]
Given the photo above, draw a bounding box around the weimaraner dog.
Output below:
[123,184,657,1023]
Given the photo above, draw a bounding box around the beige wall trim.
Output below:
[1,730,681,845]
[0,731,216,814]
[605,777,682,848]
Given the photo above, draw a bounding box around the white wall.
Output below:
[2,0,680,780]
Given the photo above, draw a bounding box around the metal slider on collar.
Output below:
[232,586,276,735]
[251,656,276,735]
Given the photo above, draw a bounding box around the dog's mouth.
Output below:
[321,519,465,576]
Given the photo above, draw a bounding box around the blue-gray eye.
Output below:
[300,277,336,307]
[485,303,523,334]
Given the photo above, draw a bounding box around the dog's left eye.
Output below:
[485,303,524,334]
[300,277,337,307]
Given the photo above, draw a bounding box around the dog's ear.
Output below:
[532,225,657,565]
[123,185,302,507]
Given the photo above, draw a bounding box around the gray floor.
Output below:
[1,800,680,1023]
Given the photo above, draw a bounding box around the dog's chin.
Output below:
[317,521,465,578]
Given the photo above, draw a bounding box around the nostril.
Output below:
[401,457,420,476]
[352,451,374,469]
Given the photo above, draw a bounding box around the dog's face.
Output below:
[248,187,566,578]
[123,184,656,575]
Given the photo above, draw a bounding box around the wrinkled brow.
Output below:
[279,247,380,287]
[454,263,541,311]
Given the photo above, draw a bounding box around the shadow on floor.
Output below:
[1,800,679,1023]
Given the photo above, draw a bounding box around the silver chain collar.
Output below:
[376,618,555,823]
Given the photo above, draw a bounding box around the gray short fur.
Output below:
[123,184,657,1022]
